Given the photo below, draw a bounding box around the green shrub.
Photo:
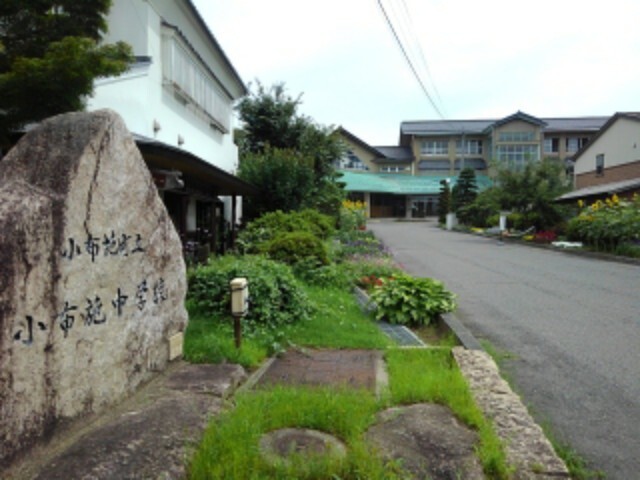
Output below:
[369,275,456,326]
[237,209,334,253]
[188,255,313,330]
[298,208,336,238]
[567,195,640,252]
[292,260,353,289]
[266,230,329,266]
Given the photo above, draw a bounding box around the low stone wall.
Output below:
[452,347,569,479]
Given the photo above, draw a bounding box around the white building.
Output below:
[88,0,256,257]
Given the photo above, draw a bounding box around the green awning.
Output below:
[339,171,492,195]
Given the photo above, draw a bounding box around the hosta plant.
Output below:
[369,274,456,326]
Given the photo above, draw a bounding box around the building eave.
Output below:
[133,134,259,196]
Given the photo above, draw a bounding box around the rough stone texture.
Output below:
[452,347,570,479]
[0,110,188,469]
[260,428,347,466]
[366,403,485,480]
[4,362,246,480]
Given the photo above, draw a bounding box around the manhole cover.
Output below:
[259,428,347,465]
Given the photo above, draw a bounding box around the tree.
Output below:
[494,159,571,229]
[235,81,307,154]
[452,167,478,213]
[0,0,133,142]
[236,81,345,220]
[459,159,572,229]
[238,147,315,219]
[438,179,451,224]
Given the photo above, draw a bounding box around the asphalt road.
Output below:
[368,220,640,480]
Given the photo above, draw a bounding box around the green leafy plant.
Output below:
[339,199,367,232]
[236,209,334,254]
[292,260,352,289]
[567,194,640,253]
[187,255,313,331]
[265,231,329,266]
[369,274,456,326]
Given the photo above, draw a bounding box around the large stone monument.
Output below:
[0,110,188,467]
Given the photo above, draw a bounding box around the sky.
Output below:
[192,0,640,146]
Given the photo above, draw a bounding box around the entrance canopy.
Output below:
[133,134,259,196]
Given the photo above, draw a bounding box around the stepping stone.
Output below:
[259,428,347,466]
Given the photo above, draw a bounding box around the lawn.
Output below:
[184,283,511,479]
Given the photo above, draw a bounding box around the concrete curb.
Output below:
[452,228,640,266]
[442,312,483,350]
[453,347,570,479]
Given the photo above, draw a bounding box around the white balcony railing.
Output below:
[161,30,232,133]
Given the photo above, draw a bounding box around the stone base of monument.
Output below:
[259,428,347,467]
[5,361,247,480]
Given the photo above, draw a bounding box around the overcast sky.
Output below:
[193,0,640,146]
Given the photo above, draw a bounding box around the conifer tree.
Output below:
[452,167,478,212]
[0,0,132,142]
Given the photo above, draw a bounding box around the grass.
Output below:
[385,348,511,479]
[288,285,392,349]
[183,284,391,369]
[539,421,606,480]
[188,386,405,480]
[184,284,511,479]
[183,307,270,368]
[412,321,460,347]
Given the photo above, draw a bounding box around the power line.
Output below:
[396,0,445,112]
[376,0,445,119]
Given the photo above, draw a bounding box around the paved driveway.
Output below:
[368,220,640,480]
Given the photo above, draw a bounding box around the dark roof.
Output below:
[556,177,640,202]
[543,116,611,133]
[133,134,258,196]
[373,146,413,162]
[489,110,547,129]
[336,127,384,158]
[401,113,610,137]
[402,119,493,136]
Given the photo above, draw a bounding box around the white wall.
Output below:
[88,0,242,174]
[574,117,640,175]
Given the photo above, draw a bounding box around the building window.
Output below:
[336,150,368,170]
[380,165,407,173]
[596,154,604,176]
[496,144,539,169]
[161,27,232,133]
[498,131,535,142]
[566,137,589,153]
[544,137,560,153]
[421,140,448,155]
[455,139,483,155]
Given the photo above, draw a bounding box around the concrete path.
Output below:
[368,219,640,480]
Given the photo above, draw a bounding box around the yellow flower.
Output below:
[577,199,584,209]
[611,193,620,205]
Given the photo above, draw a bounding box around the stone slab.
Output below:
[366,403,484,479]
[256,349,382,391]
[4,361,246,480]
